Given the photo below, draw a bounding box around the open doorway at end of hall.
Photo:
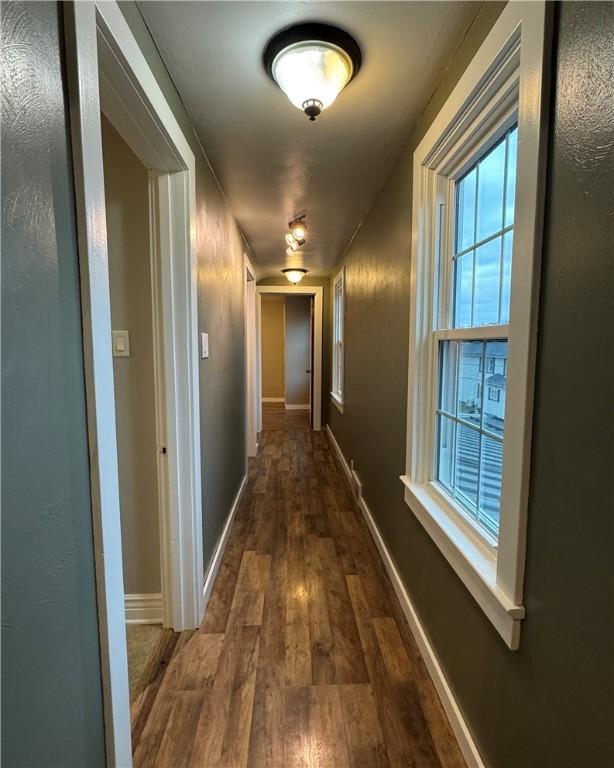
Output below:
[260,293,313,426]
[101,115,164,704]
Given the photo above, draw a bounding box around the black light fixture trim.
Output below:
[263,22,362,84]
[282,268,308,277]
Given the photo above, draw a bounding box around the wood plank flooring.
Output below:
[131,403,465,767]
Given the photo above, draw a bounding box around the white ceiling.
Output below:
[138,1,480,277]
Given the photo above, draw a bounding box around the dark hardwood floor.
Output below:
[131,403,465,767]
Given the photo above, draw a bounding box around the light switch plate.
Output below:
[201,332,209,359]
[112,330,130,357]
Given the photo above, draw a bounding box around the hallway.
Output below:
[131,404,464,767]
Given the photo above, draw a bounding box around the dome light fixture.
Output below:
[282,268,308,284]
[264,23,362,121]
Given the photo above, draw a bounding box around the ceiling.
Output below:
[138,1,480,278]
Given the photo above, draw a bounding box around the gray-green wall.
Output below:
[1,2,106,765]
[328,2,614,766]
[118,3,249,569]
[2,1,253,761]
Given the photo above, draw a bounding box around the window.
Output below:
[436,128,516,540]
[331,268,345,411]
[401,2,550,649]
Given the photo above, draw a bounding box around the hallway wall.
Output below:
[261,295,285,399]
[327,2,614,766]
[119,3,250,570]
[1,2,106,765]
[102,116,161,597]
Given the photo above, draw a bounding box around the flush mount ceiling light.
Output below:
[282,268,308,284]
[264,23,362,121]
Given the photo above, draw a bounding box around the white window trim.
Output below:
[331,266,345,412]
[401,1,551,650]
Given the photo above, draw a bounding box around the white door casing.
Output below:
[64,2,204,764]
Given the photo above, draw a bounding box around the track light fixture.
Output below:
[289,215,307,242]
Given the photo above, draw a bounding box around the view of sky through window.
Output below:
[453,127,517,328]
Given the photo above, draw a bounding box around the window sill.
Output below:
[399,475,524,649]
[330,392,344,414]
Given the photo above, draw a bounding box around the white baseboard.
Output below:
[125,593,163,625]
[202,472,248,610]
[325,426,484,768]
[262,397,285,403]
[285,403,310,411]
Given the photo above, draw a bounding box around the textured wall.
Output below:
[261,295,286,399]
[284,296,311,406]
[118,3,248,570]
[102,117,161,596]
[328,2,614,766]
[1,2,106,765]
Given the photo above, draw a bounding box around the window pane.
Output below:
[457,341,483,427]
[435,340,505,539]
[439,341,458,415]
[483,341,507,437]
[500,231,513,323]
[504,127,518,227]
[437,415,455,492]
[454,252,473,327]
[476,139,506,242]
[455,422,479,514]
[479,433,503,532]
[456,168,476,253]
[474,236,501,325]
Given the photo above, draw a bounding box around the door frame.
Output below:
[257,286,323,431]
[244,256,258,459]
[64,2,204,764]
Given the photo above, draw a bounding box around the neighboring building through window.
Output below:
[331,268,345,411]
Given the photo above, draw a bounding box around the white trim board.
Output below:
[262,397,285,403]
[202,473,248,611]
[325,426,484,768]
[285,404,310,411]
[125,594,163,625]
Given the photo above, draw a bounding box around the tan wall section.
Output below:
[284,296,311,406]
[261,295,285,399]
[102,116,161,596]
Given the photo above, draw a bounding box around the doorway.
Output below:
[101,116,165,703]
[256,286,324,431]
[65,2,204,763]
